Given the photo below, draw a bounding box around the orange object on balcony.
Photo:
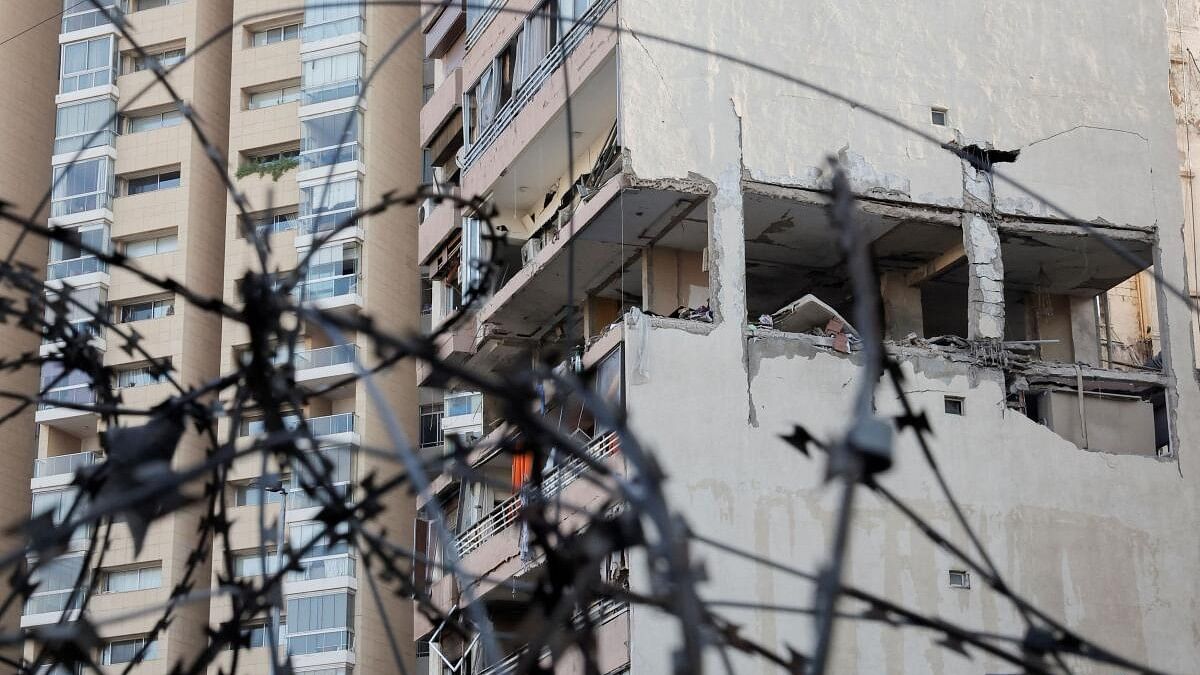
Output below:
[511,451,533,491]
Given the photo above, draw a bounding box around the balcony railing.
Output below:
[38,386,95,411]
[287,628,353,656]
[286,555,355,582]
[47,256,107,281]
[294,273,359,303]
[454,431,619,558]
[301,79,361,106]
[294,344,358,370]
[34,451,102,478]
[241,413,357,438]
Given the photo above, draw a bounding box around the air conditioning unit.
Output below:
[521,237,543,266]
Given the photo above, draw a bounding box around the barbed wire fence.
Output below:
[0,1,1187,673]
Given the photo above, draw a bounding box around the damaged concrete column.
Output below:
[961,161,1006,340]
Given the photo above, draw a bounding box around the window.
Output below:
[115,361,170,389]
[24,554,85,615]
[60,36,114,94]
[51,157,114,217]
[305,241,360,281]
[251,22,301,47]
[125,108,182,133]
[250,211,298,237]
[445,392,481,418]
[47,222,109,280]
[247,83,301,109]
[247,149,299,165]
[301,52,362,105]
[31,489,88,542]
[128,0,183,11]
[931,107,948,126]
[460,217,483,294]
[419,404,443,448]
[63,0,116,33]
[102,637,158,665]
[102,565,162,593]
[285,592,353,655]
[948,570,970,589]
[125,169,180,195]
[233,552,279,578]
[117,297,174,323]
[299,179,358,235]
[54,98,117,155]
[43,287,106,339]
[302,1,363,42]
[301,111,361,169]
[127,46,185,74]
[234,483,285,507]
[124,233,178,258]
[943,396,964,415]
[226,623,272,649]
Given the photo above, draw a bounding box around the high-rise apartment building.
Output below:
[22,0,423,672]
[26,0,234,668]
[211,1,423,674]
[0,0,60,663]
[414,1,1200,673]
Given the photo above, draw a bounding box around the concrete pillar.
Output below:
[880,271,923,339]
[1070,296,1102,366]
[961,163,1005,340]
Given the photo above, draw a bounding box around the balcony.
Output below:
[287,629,354,659]
[35,387,100,436]
[46,256,109,293]
[453,431,620,559]
[293,273,362,312]
[61,4,117,35]
[242,412,359,444]
[301,79,361,107]
[21,590,84,628]
[294,344,359,392]
[32,451,103,491]
[285,554,355,583]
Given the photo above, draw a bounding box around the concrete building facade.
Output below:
[415,1,1200,673]
[0,0,61,665]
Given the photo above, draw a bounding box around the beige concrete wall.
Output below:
[0,0,58,660]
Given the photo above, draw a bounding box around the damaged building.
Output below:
[414,1,1200,673]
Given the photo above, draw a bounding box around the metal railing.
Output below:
[240,413,356,438]
[47,256,107,280]
[476,602,628,675]
[307,413,357,438]
[454,431,619,558]
[34,451,102,478]
[294,273,359,303]
[294,344,358,370]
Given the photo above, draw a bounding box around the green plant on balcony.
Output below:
[236,156,299,181]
